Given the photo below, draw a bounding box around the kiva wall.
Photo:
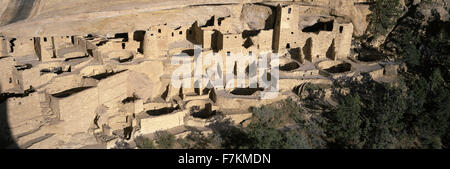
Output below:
[140,110,188,134]
[50,87,99,134]
[97,71,130,109]
[49,71,131,134]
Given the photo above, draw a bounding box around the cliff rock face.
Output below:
[363,0,449,48]
[330,1,372,36]
[0,0,372,37]
[416,0,450,23]
[384,0,450,56]
[240,4,275,30]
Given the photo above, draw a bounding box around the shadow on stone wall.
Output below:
[0,85,19,148]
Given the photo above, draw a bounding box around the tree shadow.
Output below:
[0,84,20,148]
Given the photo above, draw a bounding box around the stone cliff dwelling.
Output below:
[0,0,398,149]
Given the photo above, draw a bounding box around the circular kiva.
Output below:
[317,60,352,74]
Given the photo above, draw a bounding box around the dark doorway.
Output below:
[302,20,334,33]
